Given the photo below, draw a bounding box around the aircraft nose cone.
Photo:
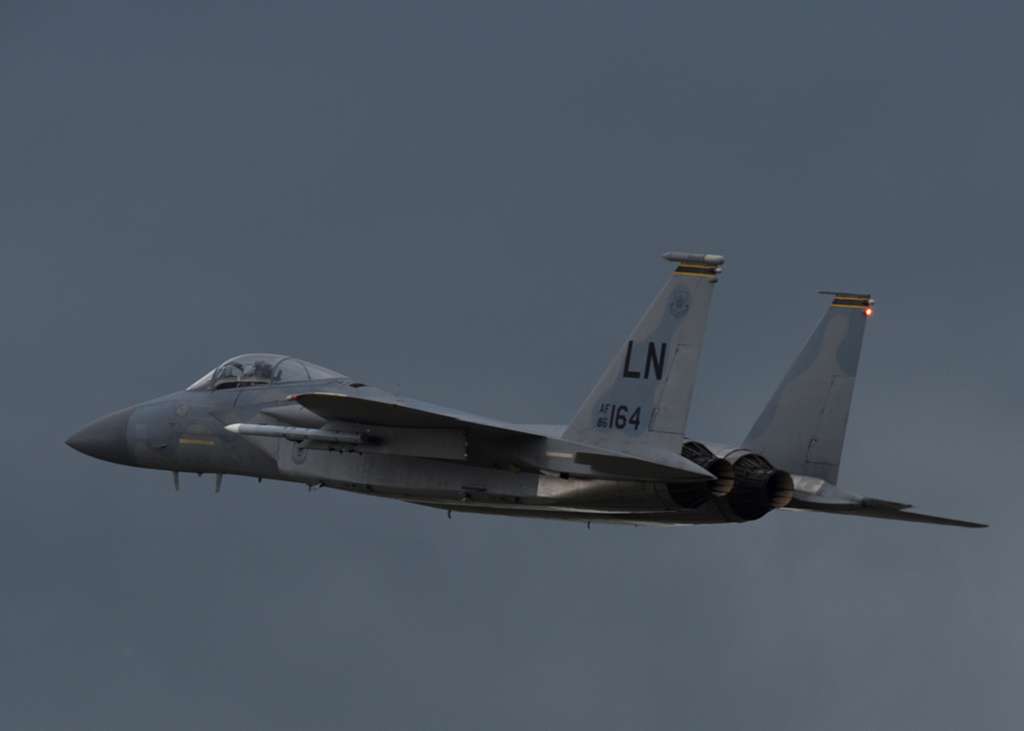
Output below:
[66,407,135,465]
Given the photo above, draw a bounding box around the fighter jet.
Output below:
[66,253,985,528]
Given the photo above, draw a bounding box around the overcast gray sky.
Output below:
[3,1,1022,728]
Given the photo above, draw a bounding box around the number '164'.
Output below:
[612,405,641,430]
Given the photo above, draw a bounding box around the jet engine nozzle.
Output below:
[726,451,793,521]
[680,441,734,496]
[672,442,793,521]
[663,441,735,509]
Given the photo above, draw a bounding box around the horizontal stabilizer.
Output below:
[787,496,986,528]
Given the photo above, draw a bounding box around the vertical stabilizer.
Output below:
[562,252,724,454]
[743,292,873,484]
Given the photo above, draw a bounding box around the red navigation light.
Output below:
[864,307,874,317]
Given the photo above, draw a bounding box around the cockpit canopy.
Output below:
[186,353,343,391]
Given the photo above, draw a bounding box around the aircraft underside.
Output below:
[405,499,732,526]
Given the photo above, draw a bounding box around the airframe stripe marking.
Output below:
[179,437,216,446]
[545,452,576,459]
[672,271,717,279]
[831,303,870,309]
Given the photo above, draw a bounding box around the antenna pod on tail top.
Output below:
[663,252,725,282]
[819,290,875,317]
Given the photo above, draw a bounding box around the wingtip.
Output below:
[897,509,989,529]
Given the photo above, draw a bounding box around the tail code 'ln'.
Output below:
[562,252,724,454]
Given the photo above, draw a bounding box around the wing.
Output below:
[288,391,526,434]
[286,390,713,481]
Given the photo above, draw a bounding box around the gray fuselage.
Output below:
[68,376,743,526]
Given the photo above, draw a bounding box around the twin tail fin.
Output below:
[562,252,723,455]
